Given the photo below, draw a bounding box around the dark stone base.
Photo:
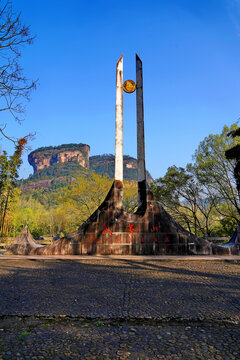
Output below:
[31,181,212,256]
[7,181,239,256]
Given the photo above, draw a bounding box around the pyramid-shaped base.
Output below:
[32,181,211,256]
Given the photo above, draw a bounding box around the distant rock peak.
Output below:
[27,144,153,183]
[28,143,90,174]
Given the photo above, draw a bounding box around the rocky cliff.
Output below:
[25,144,153,190]
[28,143,90,174]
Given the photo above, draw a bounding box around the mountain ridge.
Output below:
[23,144,153,190]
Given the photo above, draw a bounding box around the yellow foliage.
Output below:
[8,173,140,237]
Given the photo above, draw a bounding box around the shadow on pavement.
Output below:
[0,259,239,322]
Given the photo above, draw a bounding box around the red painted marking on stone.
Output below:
[150,226,159,232]
[165,236,170,243]
[141,237,145,243]
[102,224,108,234]
[103,223,112,235]
[116,237,121,242]
[153,237,158,243]
[127,224,135,234]
[93,238,97,243]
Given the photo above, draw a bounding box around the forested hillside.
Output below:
[2,125,240,239]
[23,150,153,191]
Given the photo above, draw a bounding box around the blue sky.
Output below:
[1,0,240,179]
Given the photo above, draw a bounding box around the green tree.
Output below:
[58,173,113,225]
[0,138,27,235]
[123,180,138,213]
[151,124,240,237]
[14,174,139,237]
[11,197,49,238]
[151,164,215,236]
[194,124,240,223]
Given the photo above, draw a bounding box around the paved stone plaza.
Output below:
[0,258,239,359]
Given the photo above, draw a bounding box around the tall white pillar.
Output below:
[136,54,146,207]
[115,55,123,182]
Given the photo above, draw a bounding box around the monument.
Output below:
[7,55,239,256]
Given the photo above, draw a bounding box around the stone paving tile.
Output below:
[0,259,239,359]
[0,259,239,321]
[0,319,239,359]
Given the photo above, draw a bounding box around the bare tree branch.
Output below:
[0,0,37,127]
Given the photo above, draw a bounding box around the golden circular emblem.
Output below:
[123,80,136,93]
